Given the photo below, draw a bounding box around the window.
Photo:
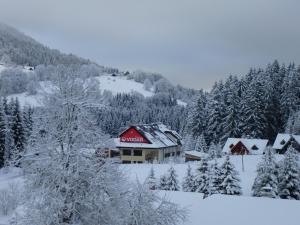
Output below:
[280,140,286,145]
[123,150,131,156]
[164,153,171,158]
[122,160,131,164]
[251,145,258,150]
[133,150,142,156]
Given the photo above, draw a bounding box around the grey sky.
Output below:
[0,0,300,89]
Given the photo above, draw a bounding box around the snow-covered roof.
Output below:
[115,123,181,149]
[222,138,268,155]
[273,133,300,150]
[184,151,208,158]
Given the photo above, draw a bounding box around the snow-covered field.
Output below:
[165,191,300,225]
[1,155,299,225]
[121,155,279,196]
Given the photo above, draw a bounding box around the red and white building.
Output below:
[114,123,182,163]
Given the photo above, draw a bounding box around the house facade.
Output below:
[222,138,268,155]
[114,123,182,163]
[273,133,300,153]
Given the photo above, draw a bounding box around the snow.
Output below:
[121,155,284,196]
[0,155,299,225]
[184,150,207,158]
[273,133,300,150]
[96,75,154,97]
[7,81,55,108]
[162,191,300,225]
[223,138,268,154]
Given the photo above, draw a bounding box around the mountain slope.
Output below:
[0,23,89,66]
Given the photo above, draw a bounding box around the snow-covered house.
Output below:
[184,151,207,162]
[222,138,269,155]
[114,123,182,163]
[273,133,300,153]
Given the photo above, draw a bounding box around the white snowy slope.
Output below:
[6,74,187,107]
[96,75,154,97]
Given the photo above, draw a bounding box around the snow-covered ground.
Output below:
[1,155,298,225]
[96,75,154,97]
[121,155,276,196]
[164,191,300,225]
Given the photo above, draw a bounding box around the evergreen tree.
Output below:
[194,157,209,195]
[165,166,180,191]
[10,98,25,164]
[252,147,278,198]
[159,175,168,190]
[0,103,6,168]
[278,146,300,200]
[23,106,34,142]
[183,134,195,151]
[219,156,242,195]
[207,161,221,197]
[145,167,157,190]
[195,133,208,153]
[182,164,195,192]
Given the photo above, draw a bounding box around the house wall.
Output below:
[119,146,180,163]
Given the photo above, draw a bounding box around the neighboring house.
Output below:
[222,138,268,155]
[184,151,207,162]
[273,133,300,153]
[114,123,182,163]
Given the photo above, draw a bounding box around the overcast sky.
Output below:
[0,0,299,89]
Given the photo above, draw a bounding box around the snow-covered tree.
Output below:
[194,157,209,195]
[194,133,208,153]
[145,167,157,190]
[159,174,168,190]
[207,160,221,197]
[164,166,180,191]
[219,156,242,195]
[127,181,186,225]
[10,98,25,165]
[252,147,278,198]
[23,69,186,225]
[182,164,195,192]
[183,134,195,151]
[278,146,300,200]
[208,143,222,159]
[0,103,5,168]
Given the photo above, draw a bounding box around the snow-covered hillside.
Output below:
[5,73,186,107]
[96,75,154,97]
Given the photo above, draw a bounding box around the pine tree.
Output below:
[0,103,6,168]
[207,160,221,197]
[165,166,180,191]
[208,143,222,159]
[145,167,157,190]
[195,133,208,153]
[10,98,25,165]
[183,134,195,151]
[278,146,300,200]
[182,164,195,192]
[252,147,278,198]
[23,106,34,142]
[219,156,242,195]
[194,157,209,195]
[159,174,168,190]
